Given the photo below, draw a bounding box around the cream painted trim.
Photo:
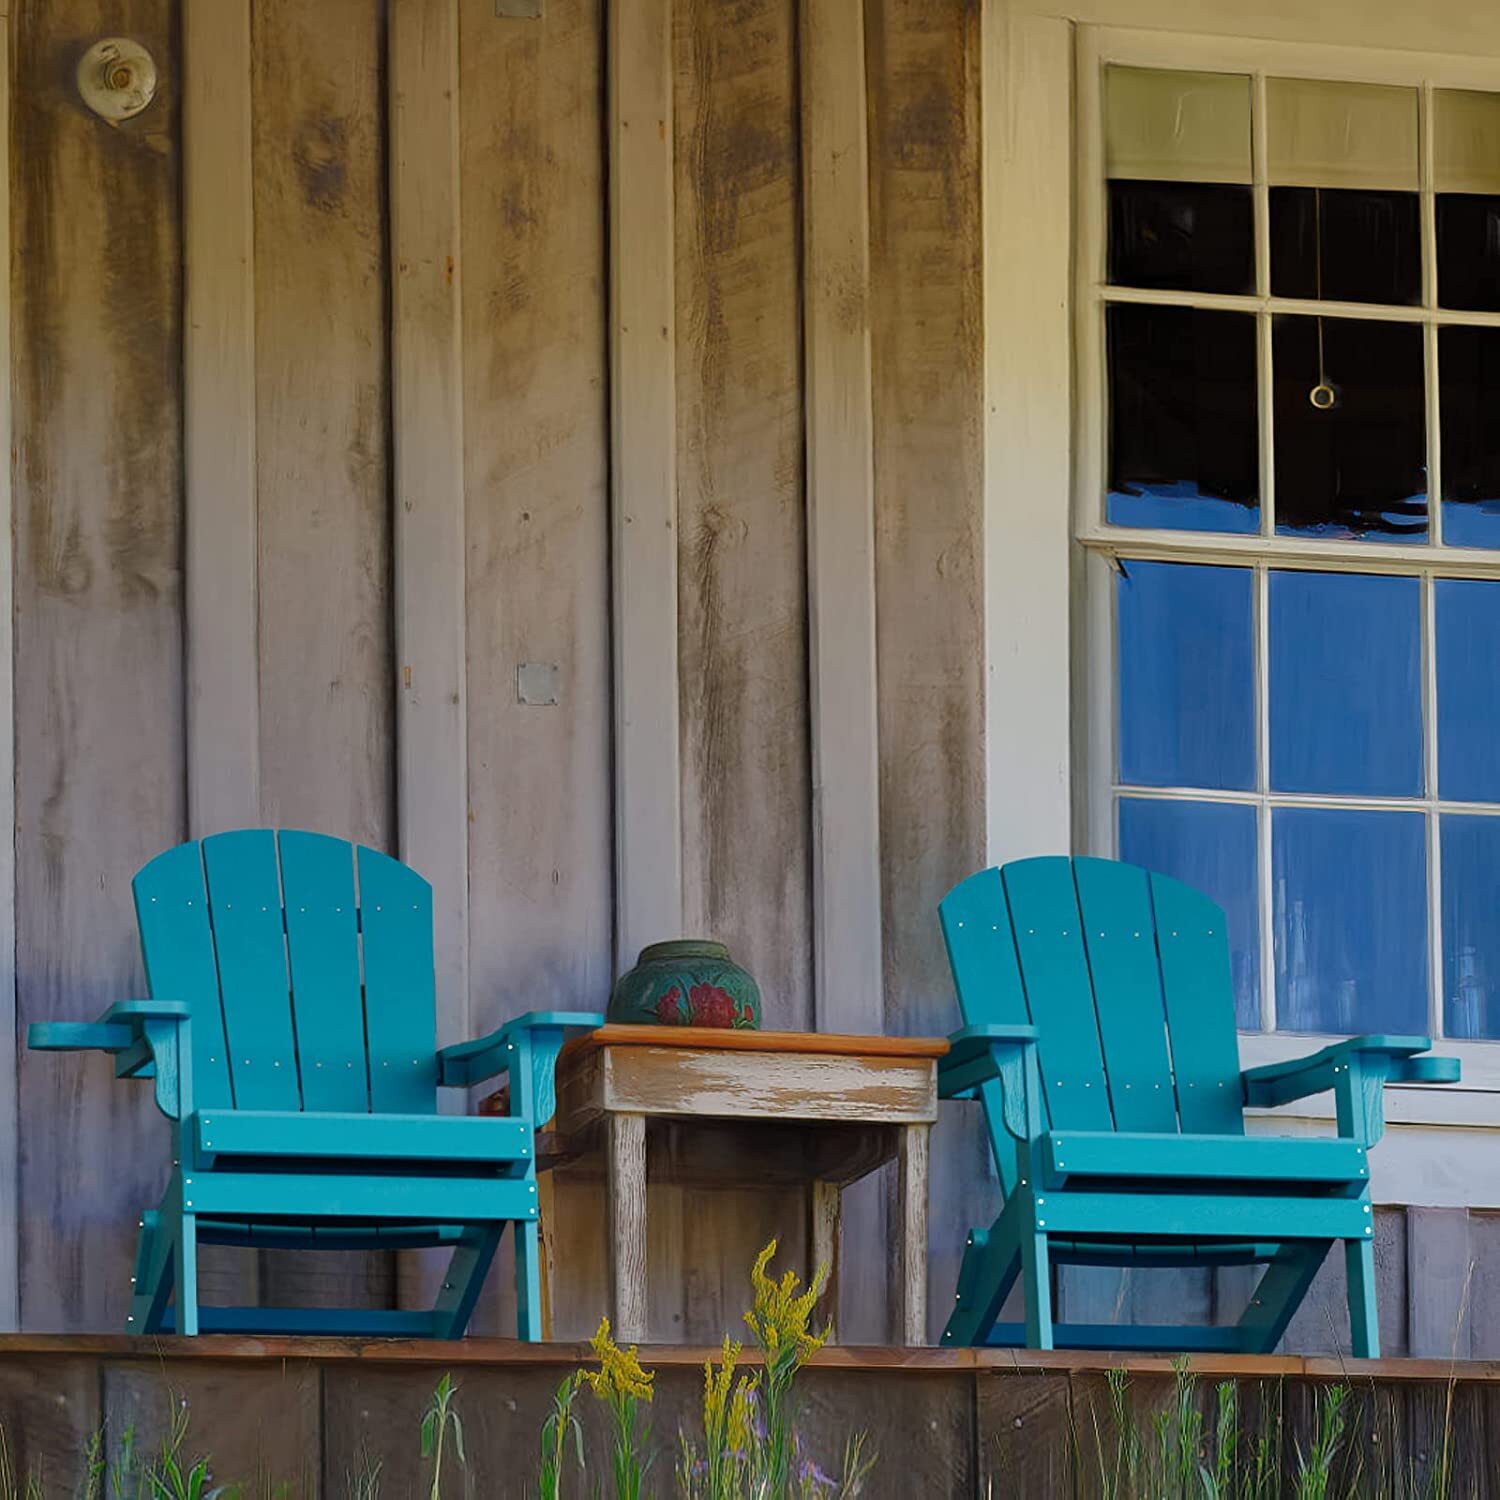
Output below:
[801,0,883,1029]
[983,9,1075,865]
[0,13,17,1332]
[389,0,469,1048]
[183,0,260,835]
[609,0,682,962]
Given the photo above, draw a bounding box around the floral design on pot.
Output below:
[607,940,762,1029]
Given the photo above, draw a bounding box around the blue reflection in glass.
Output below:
[1441,815,1500,1039]
[1273,808,1427,1034]
[1119,797,1261,1029]
[1437,579,1500,802]
[1118,561,1255,790]
[1269,571,1422,796]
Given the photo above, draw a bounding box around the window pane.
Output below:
[1434,89,1500,195]
[1269,570,1422,796]
[1273,807,1427,1034]
[1119,797,1260,1028]
[1108,304,1259,533]
[1272,315,1427,541]
[1269,187,1419,305]
[1109,181,1254,294]
[1437,194,1500,313]
[1118,561,1255,790]
[1439,326,1500,546]
[1266,79,1419,191]
[1106,66,1252,184]
[1436,578,1500,801]
[1442,814,1500,1039]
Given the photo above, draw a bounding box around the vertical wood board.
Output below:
[457,0,613,1334]
[0,12,15,1335]
[801,0,883,1033]
[12,0,185,1332]
[674,0,811,1031]
[250,0,395,1313]
[183,0,260,837]
[611,0,682,961]
[866,0,986,1343]
[390,0,468,1051]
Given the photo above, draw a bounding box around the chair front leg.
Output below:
[1346,1230,1380,1359]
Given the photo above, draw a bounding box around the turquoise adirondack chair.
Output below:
[28,830,604,1339]
[938,856,1460,1356]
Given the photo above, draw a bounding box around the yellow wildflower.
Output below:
[743,1238,829,1368]
[583,1316,655,1404]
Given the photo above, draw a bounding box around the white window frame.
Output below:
[1070,27,1500,1116]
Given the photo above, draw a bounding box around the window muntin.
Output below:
[1088,55,1500,1042]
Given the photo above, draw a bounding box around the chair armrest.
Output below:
[28,1001,193,1120]
[437,1010,605,1124]
[1242,1034,1459,1145]
[939,1024,1042,1143]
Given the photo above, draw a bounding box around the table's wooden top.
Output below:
[559,1024,949,1063]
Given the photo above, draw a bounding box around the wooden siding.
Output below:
[5,0,1490,1354]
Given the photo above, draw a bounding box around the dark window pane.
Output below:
[1108,303,1259,533]
[1119,797,1261,1028]
[1442,814,1500,1039]
[1437,194,1500,312]
[1109,180,1254,293]
[1436,578,1500,801]
[1269,570,1422,797]
[1273,807,1427,1034]
[1272,315,1427,541]
[1118,561,1255,790]
[1269,187,1420,305]
[1439,325,1500,546]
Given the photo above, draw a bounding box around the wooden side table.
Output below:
[548,1025,948,1346]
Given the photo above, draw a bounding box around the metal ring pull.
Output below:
[1309,382,1338,411]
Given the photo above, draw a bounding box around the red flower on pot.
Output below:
[688,983,740,1027]
[654,985,684,1023]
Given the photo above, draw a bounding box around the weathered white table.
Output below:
[547,1024,947,1346]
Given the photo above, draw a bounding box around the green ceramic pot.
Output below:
[607,940,762,1029]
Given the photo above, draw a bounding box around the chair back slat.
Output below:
[133,843,235,1109]
[1002,858,1114,1131]
[938,866,1032,1192]
[357,846,438,1114]
[1073,857,1178,1133]
[1151,871,1245,1135]
[280,831,370,1112]
[202,831,302,1111]
[940,856,1248,1141]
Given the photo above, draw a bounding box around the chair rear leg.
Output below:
[943,1224,1022,1347]
[1236,1241,1330,1354]
[127,1209,175,1335]
[1346,1233,1380,1359]
[432,1225,504,1341]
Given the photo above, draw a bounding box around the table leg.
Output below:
[810,1180,842,1341]
[607,1112,648,1343]
[893,1123,930,1345]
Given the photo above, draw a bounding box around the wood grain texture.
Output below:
[13,0,185,1332]
[980,1371,1075,1497]
[183,0,260,837]
[607,1112,648,1341]
[801,0,883,1038]
[390,0,468,1051]
[893,1123,930,1345]
[610,0,682,959]
[103,1358,320,1494]
[673,0,812,1032]
[866,0,985,1344]
[0,1357,100,1490]
[811,1178,842,1336]
[250,0,394,1315]
[599,1044,939,1123]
